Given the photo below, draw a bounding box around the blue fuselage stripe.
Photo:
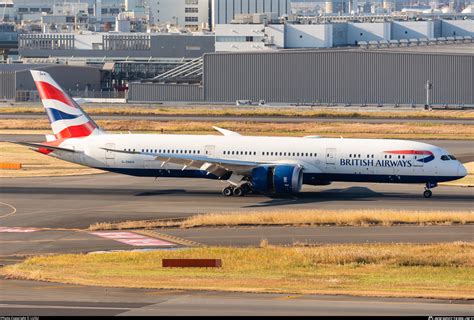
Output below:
[97,168,460,184]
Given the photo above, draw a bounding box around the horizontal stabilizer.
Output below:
[6,141,76,153]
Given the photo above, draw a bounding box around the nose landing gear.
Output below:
[423,189,432,198]
[423,182,437,198]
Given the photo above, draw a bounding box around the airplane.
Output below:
[9,70,467,198]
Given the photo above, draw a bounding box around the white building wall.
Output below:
[215,23,267,51]
[265,24,285,48]
[391,21,434,40]
[441,20,474,37]
[149,0,209,29]
[347,22,391,44]
[75,34,103,49]
[285,24,333,48]
[215,41,272,51]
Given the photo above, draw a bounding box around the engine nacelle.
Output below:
[251,165,303,194]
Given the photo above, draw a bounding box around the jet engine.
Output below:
[251,165,303,194]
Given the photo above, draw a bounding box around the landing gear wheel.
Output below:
[423,190,432,198]
[222,186,234,197]
[233,187,245,197]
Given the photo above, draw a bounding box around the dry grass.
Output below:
[2,105,474,119]
[0,119,472,139]
[88,209,474,231]
[2,242,473,299]
[0,142,103,178]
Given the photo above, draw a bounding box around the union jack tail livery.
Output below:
[31,70,103,140]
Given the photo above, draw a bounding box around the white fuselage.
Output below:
[50,133,466,184]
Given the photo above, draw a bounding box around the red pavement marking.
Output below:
[90,231,175,247]
[0,227,38,233]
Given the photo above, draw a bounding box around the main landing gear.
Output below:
[222,183,253,197]
[423,182,437,198]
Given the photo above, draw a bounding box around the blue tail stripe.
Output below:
[46,108,80,122]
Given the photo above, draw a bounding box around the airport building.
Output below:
[214,19,473,51]
[148,0,210,30]
[18,32,215,58]
[211,0,291,26]
[128,44,474,106]
[0,64,103,101]
[2,43,473,106]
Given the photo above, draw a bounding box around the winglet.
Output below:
[213,126,241,137]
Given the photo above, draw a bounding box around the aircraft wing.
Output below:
[100,147,276,177]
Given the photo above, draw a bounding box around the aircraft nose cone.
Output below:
[458,163,468,177]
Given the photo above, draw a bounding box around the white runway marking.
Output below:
[90,231,175,247]
[0,227,38,233]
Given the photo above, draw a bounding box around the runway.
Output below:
[1,225,472,258]
[1,279,472,316]
[1,173,473,229]
[2,113,473,124]
[160,225,474,247]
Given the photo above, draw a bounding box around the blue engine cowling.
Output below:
[251,165,303,194]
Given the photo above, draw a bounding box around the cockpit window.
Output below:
[448,155,457,160]
[441,155,450,161]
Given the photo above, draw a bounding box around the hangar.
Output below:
[128,45,474,106]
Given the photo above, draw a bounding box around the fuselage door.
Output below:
[105,143,115,166]
[205,145,215,157]
[326,148,336,165]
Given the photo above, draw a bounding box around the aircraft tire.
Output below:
[223,186,234,197]
[233,187,244,197]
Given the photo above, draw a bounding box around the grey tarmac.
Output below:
[1,225,472,258]
[1,173,473,229]
[0,279,472,316]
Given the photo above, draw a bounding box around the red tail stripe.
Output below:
[385,150,433,155]
[35,80,75,108]
[55,122,95,140]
